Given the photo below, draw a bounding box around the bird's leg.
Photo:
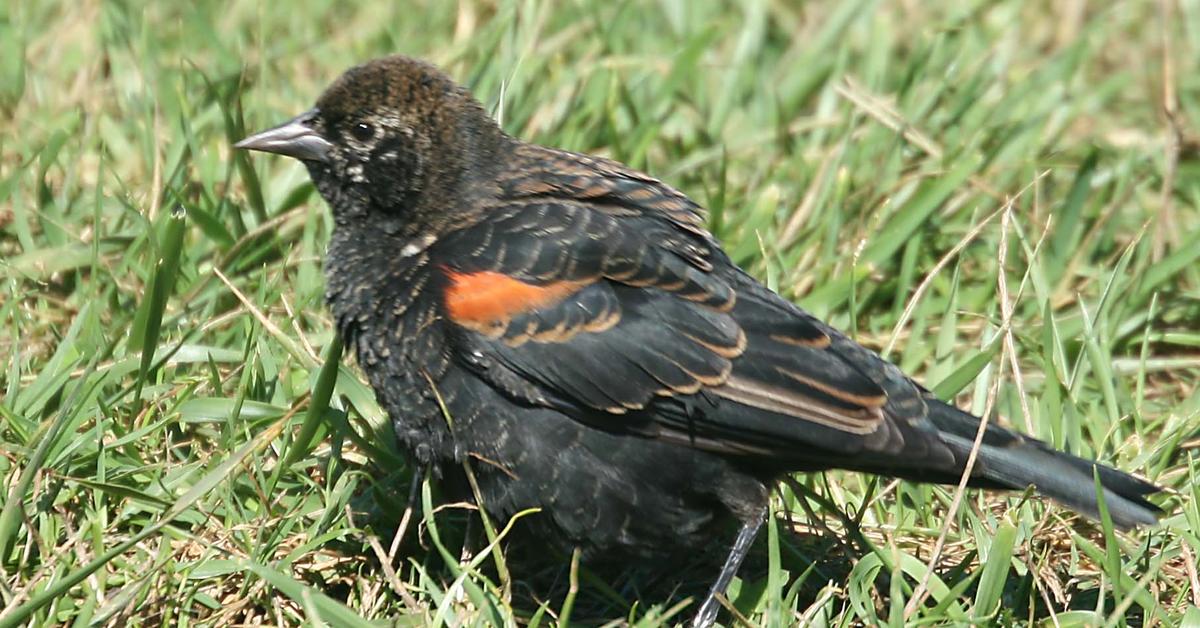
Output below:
[692,508,767,628]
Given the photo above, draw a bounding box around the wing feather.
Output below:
[431,145,950,461]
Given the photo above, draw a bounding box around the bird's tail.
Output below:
[923,399,1162,529]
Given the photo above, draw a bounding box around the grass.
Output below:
[2,0,1199,625]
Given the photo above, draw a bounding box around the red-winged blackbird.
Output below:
[237,55,1162,626]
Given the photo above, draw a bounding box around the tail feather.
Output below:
[925,400,1162,529]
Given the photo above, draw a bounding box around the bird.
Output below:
[236,55,1163,627]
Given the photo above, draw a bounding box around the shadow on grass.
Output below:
[338,467,857,625]
[326,466,1163,626]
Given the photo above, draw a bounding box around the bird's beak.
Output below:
[235,109,332,163]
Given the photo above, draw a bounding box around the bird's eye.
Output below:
[350,122,375,142]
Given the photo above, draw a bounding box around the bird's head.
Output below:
[236,55,504,236]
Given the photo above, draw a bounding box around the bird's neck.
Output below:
[422,108,512,210]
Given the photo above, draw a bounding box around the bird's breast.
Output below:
[324,233,460,459]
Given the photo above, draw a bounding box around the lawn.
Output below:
[2,1,1198,625]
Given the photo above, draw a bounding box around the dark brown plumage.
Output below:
[236,55,1163,627]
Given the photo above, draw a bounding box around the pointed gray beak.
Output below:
[235,109,333,162]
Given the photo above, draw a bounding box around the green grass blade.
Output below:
[278,334,343,473]
[0,417,285,628]
[972,517,1017,620]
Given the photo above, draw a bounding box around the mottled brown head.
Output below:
[237,55,506,234]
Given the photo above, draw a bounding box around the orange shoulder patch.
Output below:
[443,269,583,327]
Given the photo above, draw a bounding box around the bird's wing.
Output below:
[432,146,948,461]
[435,196,744,414]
